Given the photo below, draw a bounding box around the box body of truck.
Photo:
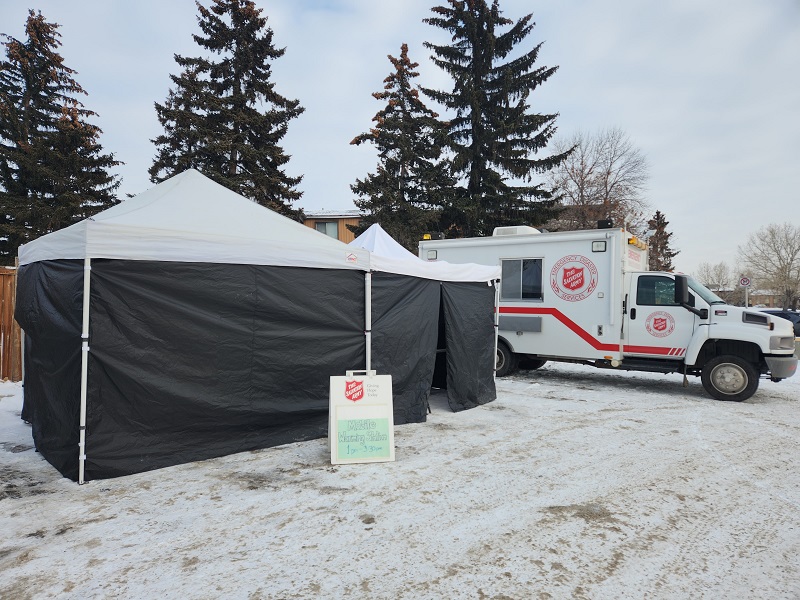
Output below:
[420,226,797,401]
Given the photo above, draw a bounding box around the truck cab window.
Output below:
[637,275,678,306]
[501,258,543,300]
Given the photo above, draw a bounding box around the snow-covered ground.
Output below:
[2,362,799,599]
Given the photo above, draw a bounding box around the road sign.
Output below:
[739,276,752,288]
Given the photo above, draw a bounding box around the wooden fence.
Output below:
[1,267,22,381]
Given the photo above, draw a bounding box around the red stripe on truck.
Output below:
[499,306,681,357]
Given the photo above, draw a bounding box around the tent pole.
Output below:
[493,279,500,378]
[78,258,91,484]
[365,272,372,371]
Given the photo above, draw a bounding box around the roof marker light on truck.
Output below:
[626,236,647,250]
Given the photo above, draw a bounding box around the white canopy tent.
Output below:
[349,223,419,261]
[16,170,500,483]
[350,222,501,394]
[19,170,379,483]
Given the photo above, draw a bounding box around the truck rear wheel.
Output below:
[701,355,759,402]
[496,341,518,377]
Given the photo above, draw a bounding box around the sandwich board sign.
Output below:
[329,370,395,465]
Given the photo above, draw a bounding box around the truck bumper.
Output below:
[765,355,798,380]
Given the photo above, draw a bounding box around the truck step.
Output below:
[597,358,683,374]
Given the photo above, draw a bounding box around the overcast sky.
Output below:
[1,0,798,275]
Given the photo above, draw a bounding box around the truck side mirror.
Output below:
[674,275,689,305]
[675,274,708,320]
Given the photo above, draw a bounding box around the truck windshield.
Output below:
[687,276,725,304]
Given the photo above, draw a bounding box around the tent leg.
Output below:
[78,258,91,484]
[365,272,372,371]
[493,280,500,379]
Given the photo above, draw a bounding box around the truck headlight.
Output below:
[770,336,796,350]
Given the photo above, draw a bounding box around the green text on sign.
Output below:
[336,418,391,460]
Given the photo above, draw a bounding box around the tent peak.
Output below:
[350,224,419,262]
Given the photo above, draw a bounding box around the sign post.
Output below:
[329,370,395,465]
[740,275,752,307]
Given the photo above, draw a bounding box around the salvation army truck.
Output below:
[419,226,798,401]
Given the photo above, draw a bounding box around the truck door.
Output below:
[625,274,696,359]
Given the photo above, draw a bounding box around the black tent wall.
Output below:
[81,260,369,480]
[369,273,440,423]
[17,260,468,481]
[15,260,84,480]
[16,260,496,481]
[442,281,497,411]
[372,275,497,413]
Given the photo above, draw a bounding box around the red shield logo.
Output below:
[562,267,584,291]
[550,255,598,302]
[645,311,676,338]
[345,380,364,402]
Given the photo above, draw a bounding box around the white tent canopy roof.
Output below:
[19,169,369,270]
[349,223,500,283]
[19,170,499,282]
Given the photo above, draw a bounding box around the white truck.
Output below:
[419,226,798,401]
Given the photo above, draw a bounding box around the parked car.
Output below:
[760,309,800,337]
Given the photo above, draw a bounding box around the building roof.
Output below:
[303,209,362,219]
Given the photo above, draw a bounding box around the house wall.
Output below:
[303,217,361,243]
[748,291,782,308]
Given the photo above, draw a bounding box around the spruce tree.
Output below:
[150,63,214,178]
[350,43,454,251]
[0,10,120,265]
[150,0,304,218]
[647,210,679,271]
[423,0,570,237]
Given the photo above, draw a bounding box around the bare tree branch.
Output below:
[737,223,800,309]
[545,127,650,232]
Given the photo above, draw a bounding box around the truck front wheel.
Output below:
[700,355,759,402]
[496,341,518,377]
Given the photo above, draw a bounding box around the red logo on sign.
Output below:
[653,317,668,332]
[563,267,584,291]
[345,380,364,402]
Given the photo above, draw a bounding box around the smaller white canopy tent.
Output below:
[351,222,501,396]
[349,223,499,283]
[350,223,420,261]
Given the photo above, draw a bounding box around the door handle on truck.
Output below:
[630,308,637,320]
